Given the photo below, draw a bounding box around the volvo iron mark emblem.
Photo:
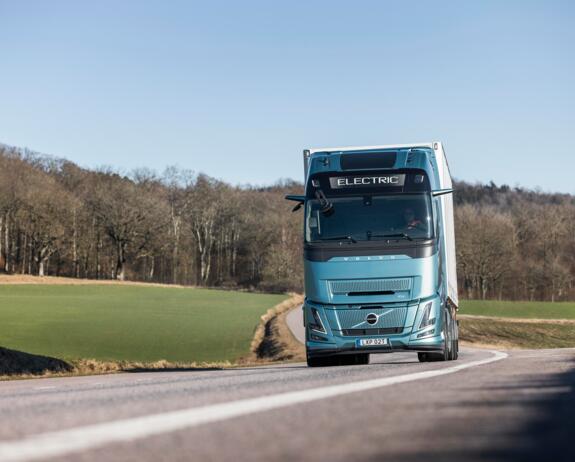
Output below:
[366,313,378,325]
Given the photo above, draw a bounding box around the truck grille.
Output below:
[330,307,408,330]
[329,278,412,295]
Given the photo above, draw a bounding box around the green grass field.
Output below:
[0,285,286,363]
[459,300,575,319]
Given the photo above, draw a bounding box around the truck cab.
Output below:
[286,142,459,367]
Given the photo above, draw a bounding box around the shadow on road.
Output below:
[484,360,575,462]
[366,356,575,462]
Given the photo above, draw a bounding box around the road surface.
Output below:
[286,304,305,343]
[0,309,574,462]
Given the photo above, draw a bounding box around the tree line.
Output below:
[1,143,574,300]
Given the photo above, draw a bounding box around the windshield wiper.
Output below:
[371,233,413,241]
[317,235,357,243]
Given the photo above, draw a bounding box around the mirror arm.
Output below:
[431,188,454,197]
[285,194,305,212]
[285,194,305,202]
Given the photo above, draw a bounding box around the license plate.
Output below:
[356,338,389,347]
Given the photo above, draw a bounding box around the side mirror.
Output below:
[285,194,305,212]
[432,188,454,197]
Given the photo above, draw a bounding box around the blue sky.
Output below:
[0,1,573,192]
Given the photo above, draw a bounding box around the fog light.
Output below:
[310,333,328,342]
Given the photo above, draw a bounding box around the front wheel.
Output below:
[418,352,429,362]
[426,311,451,362]
[307,355,337,367]
[448,319,459,361]
[306,351,370,367]
[340,353,370,365]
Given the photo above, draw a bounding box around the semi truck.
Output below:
[286,142,459,367]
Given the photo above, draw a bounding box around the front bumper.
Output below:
[306,336,445,357]
[304,297,444,357]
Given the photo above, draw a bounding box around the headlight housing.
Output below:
[309,307,326,333]
[419,302,436,329]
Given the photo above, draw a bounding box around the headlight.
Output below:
[419,302,436,329]
[309,307,326,333]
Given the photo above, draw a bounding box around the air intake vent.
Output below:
[340,152,396,170]
[342,327,402,336]
[329,278,412,295]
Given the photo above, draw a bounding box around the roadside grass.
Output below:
[459,317,575,349]
[459,300,575,320]
[0,285,287,364]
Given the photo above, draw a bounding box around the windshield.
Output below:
[305,193,433,243]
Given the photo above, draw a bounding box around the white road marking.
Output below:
[33,387,56,391]
[0,350,507,462]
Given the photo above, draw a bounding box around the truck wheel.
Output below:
[452,321,459,360]
[448,320,459,361]
[306,349,338,367]
[337,353,369,366]
[427,312,450,362]
[447,316,455,360]
[307,355,333,367]
[352,354,370,365]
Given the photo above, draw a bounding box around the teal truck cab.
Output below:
[286,142,459,367]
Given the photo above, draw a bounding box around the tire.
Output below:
[426,311,450,362]
[307,355,335,367]
[453,320,459,360]
[447,314,456,361]
[306,348,338,367]
[418,352,429,362]
[350,353,370,365]
[449,319,459,361]
[334,354,370,366]
[307,352,370,367]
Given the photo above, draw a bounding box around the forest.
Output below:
[1,143,574,301]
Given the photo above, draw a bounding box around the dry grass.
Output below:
[459,314,575,325]
[0,274,192,288]
[459,316,575,349]
[248,293,305,363]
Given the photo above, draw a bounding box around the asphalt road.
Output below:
[1,310,574,462]
[286,304,306,343]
